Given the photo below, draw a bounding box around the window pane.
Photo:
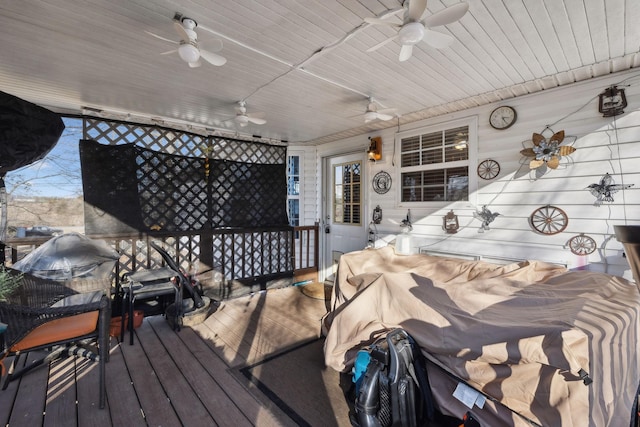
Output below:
[352,204,361,224]
[352,163,361,182]
[422,149,442,165]
[334,166,343,185]
[353,183,360,202]
[422,132,442,149]
[445,145,468,162]
[401,172,422,202]
[423,169,444,184]
[287,175,300,195]
[288,199,299,226]
[424,186,445,201]
[335,184,343,203]
[343,204,351,223]
[445,167,468,201]
[288,156,299,175]
[402,135,420,151]
[401,151,421,167]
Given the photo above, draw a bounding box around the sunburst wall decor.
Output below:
[520,129,576,170]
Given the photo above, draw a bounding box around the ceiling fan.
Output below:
[365,0,469,62]
[231,101,266,128]
[364,98,397,123]
[146,14,227,68]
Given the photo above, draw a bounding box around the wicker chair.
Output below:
[0,268,110,408]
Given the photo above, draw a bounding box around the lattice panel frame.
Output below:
[84,117,286,164]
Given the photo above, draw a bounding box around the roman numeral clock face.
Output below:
[489,106,517,130]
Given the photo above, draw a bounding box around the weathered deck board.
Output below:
[0,286,331,426]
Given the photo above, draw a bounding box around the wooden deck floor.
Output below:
[0,286,334,427]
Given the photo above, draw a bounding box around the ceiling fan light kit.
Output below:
[147,14,227,67]
[365,1,468,61]
[178,43,200,63]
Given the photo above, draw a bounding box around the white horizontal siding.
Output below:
[307,69,640,282]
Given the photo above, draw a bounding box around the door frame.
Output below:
[319,150,367,282]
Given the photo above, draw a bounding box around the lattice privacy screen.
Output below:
[80,118,289,234]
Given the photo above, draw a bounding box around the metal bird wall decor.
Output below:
[520,129,576,170]
[473,205,500,232]
[587,173,634,206]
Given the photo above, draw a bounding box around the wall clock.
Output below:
[529,205,568,235]
[477,159,500,180]
[372,171,392,194]
[567,234,596,256]
[489,106,517,130]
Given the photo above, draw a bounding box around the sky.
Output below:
[6,117,84,198]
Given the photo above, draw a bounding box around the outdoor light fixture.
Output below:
[598,85,627,117]
[443,210,459,234]
[367,136,382,161]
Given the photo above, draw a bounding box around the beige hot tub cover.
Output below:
[323,247,640,427]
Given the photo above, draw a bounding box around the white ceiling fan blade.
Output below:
[422,29,455,49]
[366,34,399,52]
[407,0,428,22]
[200,49,227,66]
[145,30,179,45]
[364,17,401,27]
[160,49,178,55]
[377,112,394,121]
[188,60,202,68]
[423,2,469,28]
[248,117,267,125]
[399,44,413,62]
[173,20,191,41]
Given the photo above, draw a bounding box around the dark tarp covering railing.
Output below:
[79,139,290,234]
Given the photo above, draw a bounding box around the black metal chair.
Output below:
[0,268,110,408]
[119,265,180,345]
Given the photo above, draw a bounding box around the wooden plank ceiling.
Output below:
[1,0,639,145]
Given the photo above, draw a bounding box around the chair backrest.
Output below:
[3,268,76,307]
[149,242,205,308]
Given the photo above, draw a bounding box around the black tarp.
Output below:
[79,139,290,234]
[0,91,65,177]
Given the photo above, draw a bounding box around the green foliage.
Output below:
[0,266,22,301]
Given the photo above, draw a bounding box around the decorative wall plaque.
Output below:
[372,171,392,194]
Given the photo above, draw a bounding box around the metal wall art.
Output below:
[372,171,392,194]
[473,205,500,233]
[567,234,597,256]
[477,159,500,180]
[520,129,576,170]
[587,173,634,206]
[529,205,568,235]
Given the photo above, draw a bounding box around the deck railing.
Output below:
[1,224,319,298]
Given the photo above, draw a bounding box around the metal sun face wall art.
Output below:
[520,130,576,170]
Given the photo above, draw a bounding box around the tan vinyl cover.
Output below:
[323,247,640,427]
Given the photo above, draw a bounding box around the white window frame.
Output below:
[286,151,303,226]
[395,116,478,208]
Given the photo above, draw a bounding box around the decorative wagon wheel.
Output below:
[529,205,568,235]
[568,234,597,256]
[477,159,500,180]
